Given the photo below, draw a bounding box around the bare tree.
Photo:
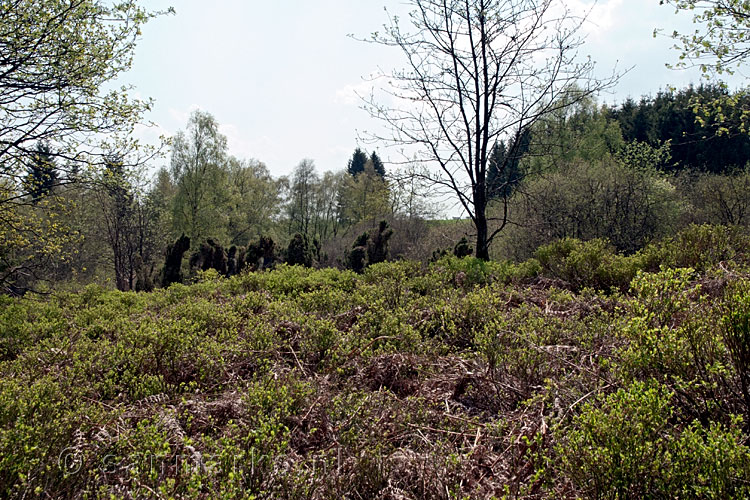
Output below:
[362,0,618,259]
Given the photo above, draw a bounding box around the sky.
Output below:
[124,0,739,180]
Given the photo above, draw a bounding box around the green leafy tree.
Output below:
[0,0,167,183]
[338,163,391,226]
[226,157,283,245]
[170,110,231,244]
[88,156,163,291]
[662,0,750,77]
[287,159,319,238]
[0,0,168,292]
[661,1,750,136]
[527,93,625,172]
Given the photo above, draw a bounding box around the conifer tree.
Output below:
[25,142,57,202]
[370,151,386,178]
[453,237,473,258]
[487,129,529,200]
[161,234,190,287]
[347,148,369,177]
[367,220,393,264]
[287,233,313,267]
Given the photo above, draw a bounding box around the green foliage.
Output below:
[676,168,750,226]
[662,0,750,77]
[644,224,750,272]
[535,238,642,292]
[607,85,750,172]
[347,245,368,274]
[453,236,473,258]
[4,229,750,497]
[722,284,750,414]
[338,163,391,226]
[487,130,528,200]
[525,92,625,172]
[170,111,231,244]
[160,234,190,287]
[190,239,229,275]
[244,235,276,271]
[367,220,393,265]
[345,221,393,273]
[497,152,680,259]
[286,233,313,268]
[558,381,750,499]
[24,142,58,202]
[347,148,369,177]
[369,151,386,178]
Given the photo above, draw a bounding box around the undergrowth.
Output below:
[2,224,750,498]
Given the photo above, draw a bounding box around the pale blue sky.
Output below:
[125,0,736,178]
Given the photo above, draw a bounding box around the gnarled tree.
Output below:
[363,0,617,259]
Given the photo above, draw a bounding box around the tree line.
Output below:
[3,0,750,295]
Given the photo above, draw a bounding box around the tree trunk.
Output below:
[474,189,490,260]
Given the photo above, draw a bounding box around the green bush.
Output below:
[558,381,750,499]
[722,283,750,416]
[535,238,641,292]
[643,224,750,272]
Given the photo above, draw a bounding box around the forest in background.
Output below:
[7,83,750,295]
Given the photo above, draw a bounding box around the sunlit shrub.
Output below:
[558,381,750,499]
[535,238,641,292]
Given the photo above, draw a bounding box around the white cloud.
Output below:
[167,104,201,129]
[334,79,375,106]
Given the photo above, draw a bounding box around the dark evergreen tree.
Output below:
[370,151,386,178]
[353,233,369,248]
[189,239,228,275]
[344,222,394,272]
[246,236,276,271]
[487,129,529,200]
[607,84,750,173]
[453,237,473,257]
[287,233,313,267]
[227,245,239,276]
[25,142,57,201]
[367,220,393,264]
[347,148,369,177]
[161,234,190,287]
[347,246,367,274]
[346,232,370,273]
[486,140,507,198]
[209,239,228,275]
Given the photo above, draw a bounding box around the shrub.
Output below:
[286,233,313,268]
[494,157,680,260]
[160,234,190,287]
[722,283,750,416]
[642,224,750,272]
[558,381,750,499]
[535,238,641,292]
[453,236,473,258]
